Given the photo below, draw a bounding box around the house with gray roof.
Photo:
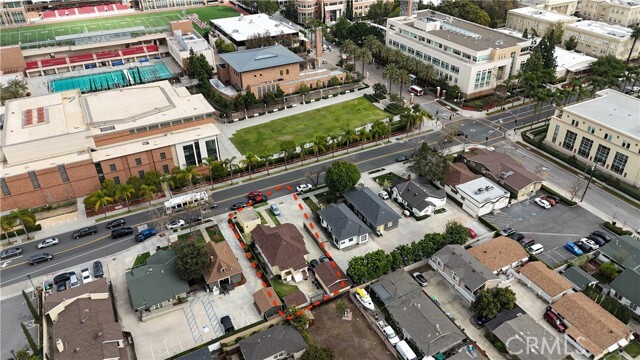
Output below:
[429,245,500,303]
[318,203,370,249]
[343,187,400,233]
[239,325,307,360]
[597,235,640,270]
[370,270,466,358]
[392,180,447,217]
[561,266,598,290]
[125,250,189,319]
[608,269,640,315]
[492,314,564,360]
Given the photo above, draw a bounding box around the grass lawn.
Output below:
[266,209,281,225]
[603,353,623,360]
[205,224,225,243]
[178,229,206,244]
[132,252,150,268]
[230,97,389,155]
[1,6,238,46]
[372,172,405,188]
[624,341,640,358]
[270,277,300,298]
[256,212,268,225]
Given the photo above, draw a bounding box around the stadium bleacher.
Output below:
[41,3,131,21]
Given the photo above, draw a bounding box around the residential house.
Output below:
[461,149,543,200]
[429,245,500,303]
[282,290,309,309]
[467,236,529,275]
[239,325,307,360]
[392,180,447,217]
[444,164,510,217]
[237,207,261,233]
[125,250,189,318]
[561,266,598,291]
[313,261,352,296]
[608,269,640,315]
[517,261,574,303]
[202,241,243,293]
[175,347,213,360]
[44,279,129,360]
[492,314,565,360]
[370,270,466,357]
[318,203,370,249]
[597,235,640,271]
[484,306,527,331]
[251,224,309,282]
[552,292,634,359]
[343,187,401,234]
[252,287,283,320]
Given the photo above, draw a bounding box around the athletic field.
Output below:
[0,6,239,47]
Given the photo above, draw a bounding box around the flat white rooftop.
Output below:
[211,14,298,42]
[592,0,640,6]
[566,20,632,39]
[509,7,577,22]
[555,47,597,72]
[564,89,640,140]
[456,177,510,204]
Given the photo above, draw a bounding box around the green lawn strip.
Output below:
[132,252,150,267]
[205,225,225,243]
[256,212,268,225]
[266,210,281,226]
[188,6,239,34]
[177,229,206,244]
[230,97,389,155]
[270,277,299,298]
[372,172,404,187]
[624,341,640,357]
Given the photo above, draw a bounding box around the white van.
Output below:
[396,340,417,360]
[527,243,544,255]
[409,85,424,96]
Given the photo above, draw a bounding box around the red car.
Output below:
[544,311,567,332]
[466,227,478,239]
[247,191,263,199]
[540,195,556,206]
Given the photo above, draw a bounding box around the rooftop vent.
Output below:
[500,171,514,179]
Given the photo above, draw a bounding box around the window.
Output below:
[138,170,145,178]
[436,258,443,269]
[562,130,577,151]
[594,144,610,165]
[610,152,628,175]
[551,125,560,143]
[183,144,197,166]
[205,139,218,160]
[577,137,593,158]
[162,164,170,174]
[135,158,142,166]
[587,125,595,134]
[160,152,166,160]
[571,119,579,127]
[28,171,40,189]
[604,133,613,141]
[286,69,289,75]
[622,140,631,149]
[0,178,10,196]
[452,273,460,284]
[280,70,283,76]
[109,164,117,172]
[113,176,121,185]
[58,165,70,182]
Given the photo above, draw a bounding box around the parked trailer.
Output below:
[164,191,208,213]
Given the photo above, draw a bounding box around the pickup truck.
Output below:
[136,227,157,242]
[376,320,400,346]
[72,225,98,239]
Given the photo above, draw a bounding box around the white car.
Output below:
[80,268,93,284]
[296,184,313,193]
[579,238,599,251]
[378,190,389,200]
[37,237,59,249]
[166,219,186,230]
[534,197,551,209]
[376,320,400,346]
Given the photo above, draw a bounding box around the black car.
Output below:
[53,272,71,284]
[508,233,525,241]
[592,230,612,243]
[587,234,607,246]
[111,227,134,239]
[93,261,104,278]
[209,203,219,209]
[309,259,320,268]
[455,130,465,136]
[56,282,67,292]
[28,253,53,265]
[72,225,98,239]
[186,215,203,224]
[230,202,247,210]
[575,241,591,253]
[319,255,330,263]
[0,247,23,260]
[106,218,126,229]
[499,227,516,236]
[220,315,235,333]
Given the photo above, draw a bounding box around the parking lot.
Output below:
[483,193,607,268]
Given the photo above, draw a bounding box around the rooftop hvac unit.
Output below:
[485,185,494,191]
[500,171,514,179]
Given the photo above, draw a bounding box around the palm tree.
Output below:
[356,48,373,77]
[626,25,640,64]
[359,128,371,149]
[241,153,259,179]
[342,128,359,153]
[1,215,15,240]
[138,184,157,205]
[383,63,400,93]
[328,134,339,157]
[279,141,295,170]
[223,156,238,183]
[178,164,200,188]
[1,78,28,103]
[397,69,411,95]
[90,190,113,218]
[379,46,394,65]
[339,39,357,68]
[202,156,218,189]
[298,142,309,165]
[259,153,272,175]
[371,120,384,144]
[363,35,381,57]
[159,174,174,198]
[115,184,135,211]
[312,136,327,162]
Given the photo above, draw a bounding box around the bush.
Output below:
[603,222,633,236]
[384,104,405,115]
[1,224,42,240]
[363,93,378,103]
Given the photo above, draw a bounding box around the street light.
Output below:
[580,163,598,202]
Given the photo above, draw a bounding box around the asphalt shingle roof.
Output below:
[467,236,528,272]
[462,149,542,191]
[561,266,598,290]
[431,245,498,292]
[343,188,400,227]
[394,180,446,212]
[239,325,307,360]
[599,235,640,270]
[492,314,564,360]
[251,224,308,271]
[519,261,573,298]
[318,203,369,241]
[219,45,303,73]
[608,269,640,307]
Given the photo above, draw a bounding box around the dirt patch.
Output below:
[308,299,395,360]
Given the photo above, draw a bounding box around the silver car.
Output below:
[37,237,59,249]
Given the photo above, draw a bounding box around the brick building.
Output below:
[1,80,220,210]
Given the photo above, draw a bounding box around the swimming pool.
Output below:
[49,62,174,93]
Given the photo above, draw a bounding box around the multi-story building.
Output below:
[577,0,640,28]
[0,80,220,210]
[544,89,640,185]
[166,20,215,73]
[506,7,578,36]
[294,0,394,23]
[562,20,640,60]
[386,10,532,98]
[211,13,300,50]
[519,0,578,15]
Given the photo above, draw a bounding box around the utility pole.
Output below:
[580,163,597,202]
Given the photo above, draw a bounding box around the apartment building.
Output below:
[506,7,578,36]
[578,0,640,27]
[562,20,640,60]
[519,0,578,15]
[386,10,532,99]
[0,81,220,210]
[545,89,640,185]
[295,0,393,23]
[167,20,216,72]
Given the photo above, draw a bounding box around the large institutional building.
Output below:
[0,81,220,210]
[295,0,393,23]
[385,10,532,99]
[544,89,640,185]
[505,7,578,36]
[577,0,640,28]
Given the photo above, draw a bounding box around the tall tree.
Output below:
[1,215,15,239]
[279,141,296,170]
[312,136,327,162]
[325,160,361,194]
[202,156,218,189]
[436,0,491,26]
[356,47,373,76]
[174,238,209,280]
[241,153,259,179]
[1,78,29,104]
[115,184,135,211]
[383,63,400,93]
[626,25,640,64]
[178,164,200,188]
[564,35,578,51]
[138,184,156,205]
[89,190,113,218]
[409,142,450,183]
[396,68,411,95]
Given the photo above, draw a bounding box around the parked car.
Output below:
[309,259,320,268]
[499,227,516,236]
[376,320,400,346]
[111,227,133,239]
[250,195,268,204]
[54,272,72,284]
[209,203,219,209]
[544,311,567,332]
[587,234,607,246]
[56,282,67,292]
[247,191,263,199]
[466,227,478,239]
[509,233,525,242]
[220,316,235,333]
[575,241,591,254]
[474,315,489,325]
[93,261,104,278]
[396,155,409,162]
[230,202,247,210]
[564,242,584,256]
[136,228,157,242]
[166,219,186,230]
[518,236,535,248]
[319,255,330,263]
[106,218,126,229]
[546,195,561,204]
[591,230,612,243]
[412,272,428,287]
[534,197,551,209]
[270,204,281,216]
[28,253,53,265]
[69,273,80,288]
[186,215,203,224]
[37,237,59,249]
[455,130,465,136]
[296,184,313,193]
[378,190,390,200]
[578,238,599,251]
[0,247,23,260]
[81,268,93,284]
[540,195,556,206]
[72,225,98,239]
[527,243,544,255]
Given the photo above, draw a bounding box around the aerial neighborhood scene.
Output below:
[2,0,640,359]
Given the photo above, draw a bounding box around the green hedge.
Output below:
[384,104,406,115]
[1,224,42,240]
[363,93,378,103]
[603,222,633,236]
[541,184,577,206]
